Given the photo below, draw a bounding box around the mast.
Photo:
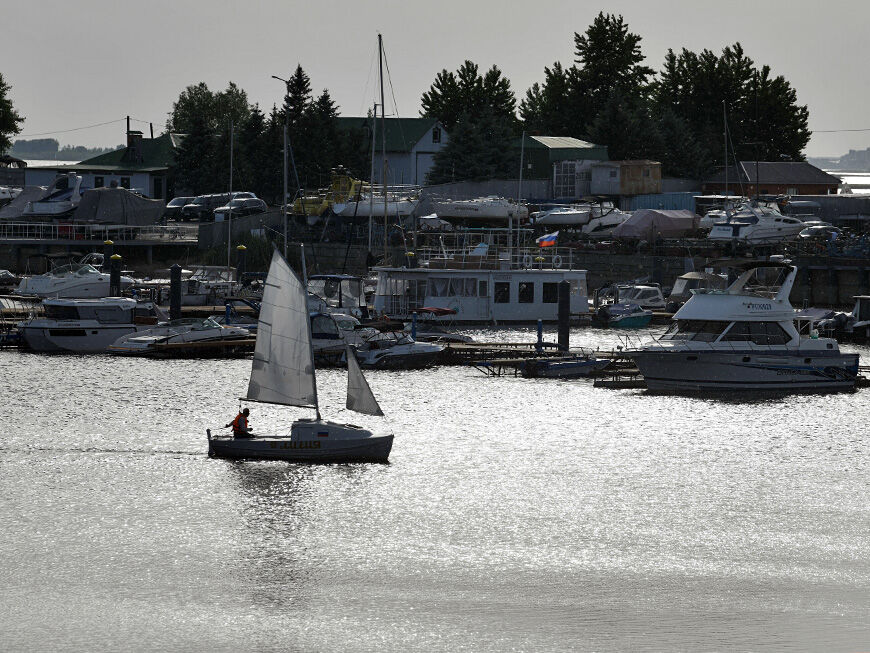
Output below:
[723,101,728,211]
[379,33,388,263]
[514,130,525,262]
[368,101,376,252]
[299,244,321,420]
[227,119,234,277]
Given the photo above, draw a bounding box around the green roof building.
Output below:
[517,136,609,180]
[25,132,180,199]
[336,117,448,186]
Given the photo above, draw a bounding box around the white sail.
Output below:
[345,345,384,416]
[246,250,317,408]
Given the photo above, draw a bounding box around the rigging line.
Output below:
[17,118,126,138]
[380,41,408,154]
[357,45,378,116]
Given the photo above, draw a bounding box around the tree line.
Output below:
[0,13,813,196]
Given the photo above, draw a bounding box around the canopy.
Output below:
[612,209,698,240]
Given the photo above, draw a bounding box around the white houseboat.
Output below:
[372,236,588,323]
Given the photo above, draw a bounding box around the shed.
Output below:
[591,160,662,196]
[517,136,608,181]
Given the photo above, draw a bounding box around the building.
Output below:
[701,161,841,196]
[0,154,26,186]
[591,160,662,196]
[336,117,447,187]
[516,136,609,198]
[25,131,179,199]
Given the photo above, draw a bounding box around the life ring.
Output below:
[552,254,563,269]
[522,254,533,268]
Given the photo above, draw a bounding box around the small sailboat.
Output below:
[207,250,393,462]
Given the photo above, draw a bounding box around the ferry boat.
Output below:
[19,297,164,353]
[625,261,859,393]
[371,236,589,324]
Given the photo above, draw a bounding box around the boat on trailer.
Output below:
[207,250,392,463]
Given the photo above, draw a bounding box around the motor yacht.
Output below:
[16,263,134,299]
[107,317,253,357]
[22,173,86,217]
[707,201,805,245]
[593,302,653,328]
[19,297,164,353]
[349,331,444,369]
[625,262,859,393]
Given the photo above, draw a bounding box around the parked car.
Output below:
[213,197,267,221]
[182,192,258,221]
[163,196,195,220]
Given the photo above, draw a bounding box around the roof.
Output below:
[705,161,841,186]
[525,136,602,150]
[336,117,442,153]
[593,160,660,167]
[29,133,179,173]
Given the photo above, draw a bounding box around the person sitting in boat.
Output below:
[227,408,252,438]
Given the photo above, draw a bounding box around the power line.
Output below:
[16,118,127,138]
[814,128,870,133]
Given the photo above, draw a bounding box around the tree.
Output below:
[427,107,516,184]
[587,89,661,162]
[519,62,572,135]
[171,111,216,194]
[0,73,24,153]
[167,81,251,133]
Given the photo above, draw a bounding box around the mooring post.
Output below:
[236,244,247,279]
[536,318,543,353]
[225,302,232,325]
[557,280,570,351]
[411,311,417,340]
[102,240,114,272]
[170,263,182,320]
[109,254,122,296]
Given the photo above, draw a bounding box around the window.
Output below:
[310,315,339,339]
[609,170,617,178]
[518,282,534,304]
[120,177,131,189]
[542,282,558,304]
[787,187,798,196]
[722,321,789,346]
[494,282,510,304]
[94,176,104,188]
[662,320,729,342]
[643,168,650,178]
[432,126,441,144]
[478,280,488,297]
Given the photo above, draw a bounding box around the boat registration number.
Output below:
[270,441,321,449]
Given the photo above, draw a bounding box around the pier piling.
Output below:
[557,281,569,351]
[109,254,122,296]
[170,264,182,320]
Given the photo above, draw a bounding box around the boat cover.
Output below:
[612,209,698,239]
[72,188,165,225]
[0,185,46,219]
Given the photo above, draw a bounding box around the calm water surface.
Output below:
[1,326,868,651]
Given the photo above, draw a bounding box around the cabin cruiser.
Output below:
[616,284,666,310]
[625,262,859,393]
[432,196,528,222]
[19,297,164,353]
[817,295,870,343]
[666,271,727,310]
[531,201,622,227]
[349,331,444,369]
[22,173,86,217]
[593,302,652,328]
[707,201,805,245]
[580,208,631,238]
[107,317,252,356]
[16,263,134,298]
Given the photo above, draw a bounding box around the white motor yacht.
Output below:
[616,284,666,310]
[16,263,134,299]
[107,317,252,356]
[625,262,859,393]
[581,208,630,238]
[19,297,164,353]
[350,331,444,369]
[22,173,85,217]
[707,201,805,245]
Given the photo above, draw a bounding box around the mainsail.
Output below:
[345,345,384,416]
[246,250,317,408]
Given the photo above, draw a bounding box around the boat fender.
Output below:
[522,254,533,269]
[552,254,562,269]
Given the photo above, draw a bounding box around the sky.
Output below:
[4,0,869,158]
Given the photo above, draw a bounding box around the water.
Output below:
[1,329,869,651]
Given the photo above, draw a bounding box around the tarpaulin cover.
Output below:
[0,186,46,219]
[73,188,165,225]
[612,209,698,239]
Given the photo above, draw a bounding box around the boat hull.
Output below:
[21,324,138,353]
[207,431,393,463]
[629,350,859,393]
[522,357,610,378]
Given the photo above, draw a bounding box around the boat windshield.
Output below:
[661,320,730,342]
[46,263,99,277]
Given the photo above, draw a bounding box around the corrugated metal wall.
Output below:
[620,192,698,212]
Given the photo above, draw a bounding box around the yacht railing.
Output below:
[413,245,580,271]
[0,222,198,242]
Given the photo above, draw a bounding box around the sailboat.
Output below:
[206,250,393,462]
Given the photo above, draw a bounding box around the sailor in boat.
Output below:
[227,408,252,438]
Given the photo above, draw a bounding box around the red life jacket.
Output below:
[231,412,248,434]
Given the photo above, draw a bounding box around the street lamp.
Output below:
[271,75,290,259]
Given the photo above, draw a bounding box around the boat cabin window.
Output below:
[542,282,558,304]
[721,321,789,346]
[494,282,510,304]
[662,320,729,342]
[518,282,534,304]
[43,304,80,320]
[310,315,340,339]
[94,306,132,324]
[478,280,488,297]
[427,277,476,298]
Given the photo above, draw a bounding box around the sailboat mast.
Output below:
[379,33,388,263]
[299,244,321,420]
[369,101,376,253]
[723,101,728,215]
[227,119,234,276]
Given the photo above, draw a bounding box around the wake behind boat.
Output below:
[207,250,392,463]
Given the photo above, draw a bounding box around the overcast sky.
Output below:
[5,0,868,157]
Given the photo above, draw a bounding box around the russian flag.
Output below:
[536,230,559,247]
[317,431,329,437]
